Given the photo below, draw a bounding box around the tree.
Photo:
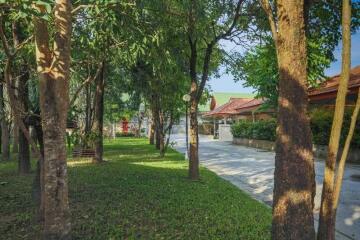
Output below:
[0,82,10,161]
[260,0,316,239]
[12,21,31,174]
[318,0,352,239]
[33,0,72,238]
[234,1,360,109]
[185,0,250,180]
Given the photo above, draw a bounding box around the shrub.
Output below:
[231,108,360,148]
[231,119,276,141]
[115,132,136,137]
[310,108,360,147]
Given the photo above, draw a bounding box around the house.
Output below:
[309,65,360,106]
[202,97,275,140]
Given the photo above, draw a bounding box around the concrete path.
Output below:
[171,134,360,240]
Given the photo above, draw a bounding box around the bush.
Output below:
[199,123,214,135]
[231,120,276,141]
[310,108,360,147]
[231,108,360,148]
[115,132,136,137]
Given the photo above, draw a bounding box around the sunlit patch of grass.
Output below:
[0,137,271,239]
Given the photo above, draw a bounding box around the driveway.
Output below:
[171,134,360,240]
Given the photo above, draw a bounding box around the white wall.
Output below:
[219,125,232,141]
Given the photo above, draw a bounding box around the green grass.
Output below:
[0,138,271,239]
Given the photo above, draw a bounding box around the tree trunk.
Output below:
[32,119,45,222]
[93,61,105,164]
[12,21,31,174]
[188,93,199,180]
[33,1,72,238]
[158,111,165,157]
[0,83,10,161]
[188,30,199,180]
[85,84,92,135]
[12,123,19,153]
[18,66,30,174]
[149,119,155,145]
[153,105,161,150]
[271,1,316,239]
[318,1,351,239]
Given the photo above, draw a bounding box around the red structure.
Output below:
[122,118,129,133]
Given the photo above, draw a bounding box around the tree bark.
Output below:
[12,21,31,174]
[12,123,19,153]
[18,67,30,174]
[188,26,200,179]
[33,0,72,238]
[158,111,165,157]
[85,84,92,135]
[318,1,351,239]
[149,118,155,145]
[271,1,316,239]
[188,91,199,180]
[0,83,10,161]
[93,61,105,163]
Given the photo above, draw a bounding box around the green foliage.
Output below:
[115,132,135,138]
[230,1,360,108]
[231,120,277,141]
[0,138,271,239]
[231,108,360,148]
[310,108,360,147]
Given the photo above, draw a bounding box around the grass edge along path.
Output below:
[0,137,271,239]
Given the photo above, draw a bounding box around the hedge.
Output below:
[231,119,276,141]
[231,108,360,147]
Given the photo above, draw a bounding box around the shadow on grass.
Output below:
[1,138,271,240]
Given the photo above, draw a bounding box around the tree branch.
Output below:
[69,62,103,107]
[259,0,278,45]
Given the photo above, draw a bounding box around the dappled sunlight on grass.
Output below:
[68,158,93,167]
[131,160,188,170]
[0,137,271,239]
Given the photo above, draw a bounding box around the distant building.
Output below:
[201,65,360,140]
[309,65,360,107]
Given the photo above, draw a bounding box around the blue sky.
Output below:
[209,32,360,93]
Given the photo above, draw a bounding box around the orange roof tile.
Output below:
[309,65,360,100]
[203,98,253,117]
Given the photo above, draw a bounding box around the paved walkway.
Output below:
[171,134,360,240]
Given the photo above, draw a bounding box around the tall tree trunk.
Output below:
[93,61,105,163]
[271,1,316,239]
[85,84,92,135]
[33,0,72,238]
[188,93,199,180]
[158,111,165,157]
[149,118,155,145]
[12,21,31,174]
[318,1,351,239]
[12,123,19,153]
[188,31,200,180]
[153,104,161,150]
[32,119,45,222]
[18,66,30,174]
[0,83,10,161]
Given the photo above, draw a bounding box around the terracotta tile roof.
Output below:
[309,65,360,100]
[203,98,253,117]
[234,98,264,112]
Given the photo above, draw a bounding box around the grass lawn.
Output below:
[0,138,271,239]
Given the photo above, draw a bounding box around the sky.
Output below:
[208,32,360,94]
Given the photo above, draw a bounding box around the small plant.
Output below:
[115,132,136,137]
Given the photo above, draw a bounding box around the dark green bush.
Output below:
[231,108,360,147]
[231,119,276,141]
[310,108,360,147]
[115,132,136,137]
